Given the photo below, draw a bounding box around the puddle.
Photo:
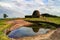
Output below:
[8,27,50,38]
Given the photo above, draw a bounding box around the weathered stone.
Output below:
[25,10,40,18]
[32,10,40,18]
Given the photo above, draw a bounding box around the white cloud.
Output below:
[35,0,45,5]
[48,0,60,6]
[0,2,13,8]
[48,0,60,16]
[0,0,60,18]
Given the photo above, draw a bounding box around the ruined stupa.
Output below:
[25,10,40,18]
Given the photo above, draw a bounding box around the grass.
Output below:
[0,33,10,40]
[24,17,60,30]
[0,17,60,40]
[24,17,60,24]
[0,20,12,40]
[46,17,60,24]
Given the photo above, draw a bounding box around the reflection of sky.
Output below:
[8,27,50,38]
[0,0,60,18]
[8,27,36,38]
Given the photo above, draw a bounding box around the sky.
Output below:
[0,0,60,18]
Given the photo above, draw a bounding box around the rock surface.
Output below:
[47,28,60,40]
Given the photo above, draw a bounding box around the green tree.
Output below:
[3,14,8,18]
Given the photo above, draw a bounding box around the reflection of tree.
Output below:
[32,28,40,32]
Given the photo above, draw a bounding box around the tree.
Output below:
[3,14,8,18]
[41,13,58,17]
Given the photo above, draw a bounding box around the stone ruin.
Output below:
[25,10,40,18]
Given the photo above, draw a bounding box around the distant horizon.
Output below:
[0,12,60,18]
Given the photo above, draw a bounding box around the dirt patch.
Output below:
[4,19,33,35]
[48,28,60,40]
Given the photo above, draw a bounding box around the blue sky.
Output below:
[0,0,60,18]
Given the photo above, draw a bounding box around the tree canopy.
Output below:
[3,14,8,18]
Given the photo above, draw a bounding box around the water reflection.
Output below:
[8,27,50,38]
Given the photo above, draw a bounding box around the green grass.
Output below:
[46,17,60,24]
[0,20,12,40]
[24,17,60,24]
[0,17,60,40]
[0,33,10,40]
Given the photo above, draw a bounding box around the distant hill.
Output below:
[41,13,58,17]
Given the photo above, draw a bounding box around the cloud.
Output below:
[0,6,24,18]
[0,2,13,8]
[48,0,60,6]
[48,0,60,16]
[0,0,60,18]
[0,0,48,14]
